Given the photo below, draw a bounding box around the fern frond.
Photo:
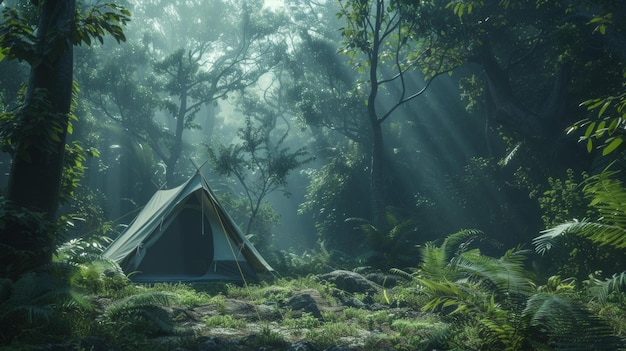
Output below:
[441,229,484,258]
[417,278,480,314]
[523,293,626,350]
[535,219,626,253]
[106,303,174,335]
[498,141,522,167]
[588,271,626,305]
[455,248,533,296]
[389,268,416,281]
[114,291,175,307]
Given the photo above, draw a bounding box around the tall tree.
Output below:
[337,0,453,227]
[0,1,129,279]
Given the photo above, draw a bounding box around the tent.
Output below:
[103,171,275,283]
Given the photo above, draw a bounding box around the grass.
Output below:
[205,314,247,329]
[305,321,361,349]
[7,262,624,351]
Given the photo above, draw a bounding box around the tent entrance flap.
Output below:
[135,206,213,277]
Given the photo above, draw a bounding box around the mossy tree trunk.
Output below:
[1,0,76,279]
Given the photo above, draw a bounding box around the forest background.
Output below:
[1,0,626,349]
[1,0,626,282]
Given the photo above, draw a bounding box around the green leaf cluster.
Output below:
[572,90,626,156]
[72,4,130,46]
[535,168,626,253]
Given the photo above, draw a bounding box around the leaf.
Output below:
[602,137,622,156]
[608,118,619,134]
[584,122,596,138]
[598,100,611,117]
[587,138,593,153]
[583,99,604,110]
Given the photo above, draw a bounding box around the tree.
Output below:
[337,0,453,227]
[0,1,129,279]
[208,112,313,236]
[86,0,285,187]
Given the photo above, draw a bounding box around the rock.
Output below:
[35,337,118,351]
[322,346,354,351]
[286,340,319,351]
[197,336,232,351]
[337,295,366,309]
[318,270,380,295]
[286,290,323,319]
[365,272,401,288]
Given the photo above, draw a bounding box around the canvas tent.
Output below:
[103,171,275,283]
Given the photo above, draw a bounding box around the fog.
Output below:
[1,0,619,271]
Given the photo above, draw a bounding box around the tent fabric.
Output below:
[103,172,275,283]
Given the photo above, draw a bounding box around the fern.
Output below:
[534,167,626,253]
[0,262,93,343]
[454,248,533,297]
[523,293,626,350]
[104,292,176,336]
[535,219,626,254]
[587,271,626,305]
[389,267,417,280]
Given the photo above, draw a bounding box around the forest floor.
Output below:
[130,269,440,351]
[24,269,446,351]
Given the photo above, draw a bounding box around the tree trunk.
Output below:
[370,119,386,229]
[1,0,76,279]
[367,0,386,229]
[477,45,546,138]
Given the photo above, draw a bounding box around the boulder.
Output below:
[318,270,380,295]
[285,290,324,319]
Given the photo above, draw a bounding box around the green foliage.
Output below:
[208,116,313,234]
[535,168,626,252]
[346,211,420,269]
[0,199,57,278]
[538,169,592,227]
[0,3,130,65]
[305,321,359,349]
[61,140,100,204]
[72,4,130,46]
[244,324,287,348]
[270,247,334,276]
[216,194,279,252]
[0,263,94,344]
[585,271,626,306]
[534,168,626,280]
[572,90,626,156]
[394,229,626,350]
[103,292,175,336]
[523,293,624,350]
[204,314,247,329]
[299,142,369,255]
